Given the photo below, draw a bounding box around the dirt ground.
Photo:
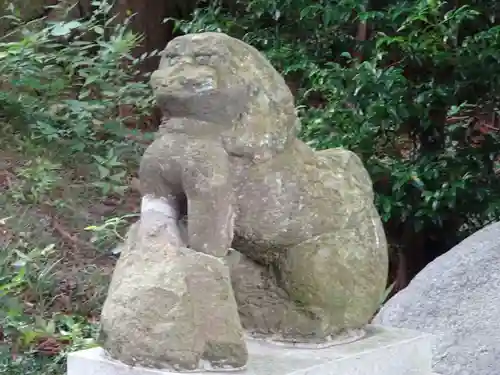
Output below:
[0,147,141,318]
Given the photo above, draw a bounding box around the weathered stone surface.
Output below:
[374,221,500,375]
[99,197,247,371]
[141,31,389,342]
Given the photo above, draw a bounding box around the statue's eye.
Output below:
[195,55,212,65]
[166,55,182,66]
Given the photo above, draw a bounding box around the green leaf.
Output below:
[97,165,110,178]
[413,219,424,233]
[50,21,82,37]
[94,26,105,35]
[46,320,56,335]
[382,198,391,214]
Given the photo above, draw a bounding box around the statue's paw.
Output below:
[100,244,247,371]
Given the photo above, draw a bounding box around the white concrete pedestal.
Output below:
[67,325,436,375]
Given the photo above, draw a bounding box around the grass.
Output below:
[0,130,141,374]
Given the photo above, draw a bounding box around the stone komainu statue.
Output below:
[99,32,388,371]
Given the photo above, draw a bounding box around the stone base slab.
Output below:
[67,325,434,375]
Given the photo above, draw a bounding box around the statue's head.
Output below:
[150,32,299,161]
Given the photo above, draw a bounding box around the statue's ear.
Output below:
[220,89,298,162]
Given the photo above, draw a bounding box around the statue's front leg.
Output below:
[181,142,235,258]
[139,134,186,246]
[102,135,248,371]
[139,134,235,256]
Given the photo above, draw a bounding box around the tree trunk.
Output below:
[108,0,196,73]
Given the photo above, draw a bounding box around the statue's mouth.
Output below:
[157,89,242,125]
[152,62,220,96]
[165,75,217,95]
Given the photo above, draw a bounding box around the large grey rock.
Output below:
[374,221,500,375]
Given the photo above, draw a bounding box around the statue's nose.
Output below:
[179,76,216,92]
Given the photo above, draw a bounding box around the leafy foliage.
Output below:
[0,1,154,373]
[175,0,500,264]
[0,0,157,196]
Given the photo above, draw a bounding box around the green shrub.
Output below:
[174,0,500,277]
[0,3,151,372]
[0,0,157,195]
